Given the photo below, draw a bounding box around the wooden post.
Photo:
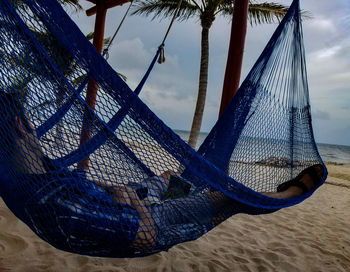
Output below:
[86,0,130,16]
[218,0,249,117]
[78,2,107,169]
[79,0,132,169]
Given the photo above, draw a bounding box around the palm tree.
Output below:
[132,0,290,148]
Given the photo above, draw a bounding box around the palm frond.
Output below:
[248,2,289,25]
[219,1,311,25]
[131,0,200,21]
[11,0,81,11]
[86,32,94,41]
[86,32,111,49]
[117,72,127,82]
[58,0,82,11]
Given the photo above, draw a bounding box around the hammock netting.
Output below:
[0,0,327,257]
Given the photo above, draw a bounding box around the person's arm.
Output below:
[108,184,157,251]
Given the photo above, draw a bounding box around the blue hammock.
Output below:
[0,0,327,257]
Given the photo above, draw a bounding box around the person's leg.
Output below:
[206,164,325,225]
[263,164,324,199]
[150,188,274,248]
[148,192,214,247]
[115,164,324,250]
[206,190,278,225]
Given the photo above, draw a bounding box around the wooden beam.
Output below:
[86,0,131,16]
[78,2,107,170]
[79,0,130,169]
[219,0,249,117]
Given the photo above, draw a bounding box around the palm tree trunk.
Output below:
[188,26,210,149]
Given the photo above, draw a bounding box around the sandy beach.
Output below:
[0,162,349,272]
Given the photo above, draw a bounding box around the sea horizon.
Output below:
[173,129,350,164]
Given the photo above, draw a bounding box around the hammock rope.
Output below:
[0,0,327,258]
[102,0,184,64]
[102,0,134,59]
[157,0,184,64]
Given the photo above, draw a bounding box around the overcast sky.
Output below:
[67,0,350,146]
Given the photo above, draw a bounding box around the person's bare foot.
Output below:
[263,164,324,199]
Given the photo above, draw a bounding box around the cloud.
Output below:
[307,42,350,98]
[312,109,331,120]
[308,18,336,33]
[314,46,341,59]
[106,36,200,129]
[110,38,153,70]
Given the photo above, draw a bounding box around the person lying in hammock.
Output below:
[0,91,324,254]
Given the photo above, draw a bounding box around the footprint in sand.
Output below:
[0,232,28,257]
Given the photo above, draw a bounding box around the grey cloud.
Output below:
[312,109,331,120]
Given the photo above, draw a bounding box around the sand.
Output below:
[0,162,349,272]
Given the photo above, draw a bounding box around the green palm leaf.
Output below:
[132,0,200,21]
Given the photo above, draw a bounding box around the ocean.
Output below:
[174,130,350,164]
